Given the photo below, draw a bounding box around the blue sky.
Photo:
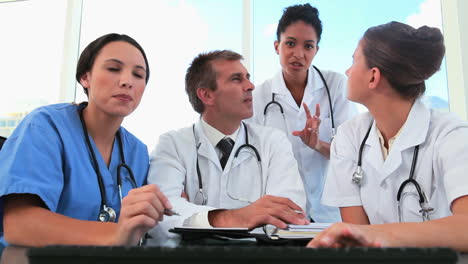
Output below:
[173,0,447,102]
[252,0,447,102]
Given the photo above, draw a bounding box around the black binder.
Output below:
[169,226,311,245]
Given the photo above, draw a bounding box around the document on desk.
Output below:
[170,223,332,240]
[272,223,333,239]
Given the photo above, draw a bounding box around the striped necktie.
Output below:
[217,137,234,169]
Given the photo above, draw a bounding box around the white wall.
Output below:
[442,0,468,119]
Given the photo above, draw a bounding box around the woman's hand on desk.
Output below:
[208,195,309,229]
[115,184,172,245]
[307,222,388,248]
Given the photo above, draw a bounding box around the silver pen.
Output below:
[164,208,180,216]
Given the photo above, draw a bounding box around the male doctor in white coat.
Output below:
[147,50,308,246]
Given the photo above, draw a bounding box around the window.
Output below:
[0,0,68,137]
[77,0,243,148]
[2,0,462,143]
[252,0,448,113]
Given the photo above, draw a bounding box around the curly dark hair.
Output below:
[276,3,322,44]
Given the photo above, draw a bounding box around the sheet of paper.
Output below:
[269,223,333,239]
[287,223,333,230]
[173,226,249,231]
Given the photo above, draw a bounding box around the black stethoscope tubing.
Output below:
[193,122,261,205]
[78,105,137,222]
[396,145,424,203]
[263,66,335,135]
[353,122,431,219]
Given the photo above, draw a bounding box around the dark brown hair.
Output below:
[75,33,150,96]
[362,21,445,99]
[185,50,243,114]
[276,3,322,44]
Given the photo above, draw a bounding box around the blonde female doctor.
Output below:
[250,4,356,222]
[308,21,468,252]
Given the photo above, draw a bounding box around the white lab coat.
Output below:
[147,121,306,245]
[248,67,357,222]
[322,100,468,224]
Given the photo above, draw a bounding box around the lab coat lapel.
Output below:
[271,71,300,112]
[230,123,251,169]
[362,121,385,176]
[380,100,430,183]
[299,67,326,122]
[193,121,222,170]
[302,66,325,104]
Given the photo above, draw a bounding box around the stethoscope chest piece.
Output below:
[194,188,207,205]
[352,166,363,185]
[352,122,373,186]
[99,205,117,222]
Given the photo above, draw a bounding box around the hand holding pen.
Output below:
[116,184,175,246]
[164,208,180,216]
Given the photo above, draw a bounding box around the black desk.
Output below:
[2,245,468,264]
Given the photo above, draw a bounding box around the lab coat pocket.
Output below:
[264,107,288,133]
[398,183,426,223]
[227,153,262,204]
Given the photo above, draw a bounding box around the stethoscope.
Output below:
[78,104,137,223]
[192,122,263,205]
[352,122,433,222]
[263,66,336,139]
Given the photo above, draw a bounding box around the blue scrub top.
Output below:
[0,103,149,247]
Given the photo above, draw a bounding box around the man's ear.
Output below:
[196,87,215,107]
[369,67,381,90]
[274,40,279,55]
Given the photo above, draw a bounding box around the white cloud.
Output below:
[406,0,443,30]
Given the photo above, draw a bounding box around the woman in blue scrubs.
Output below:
[0,33,172,247]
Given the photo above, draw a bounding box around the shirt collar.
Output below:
[377,125,404,160]
[271,66,326,95]
[366,99,430,151]
[200,117,239,148]
[394,99,430,150]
